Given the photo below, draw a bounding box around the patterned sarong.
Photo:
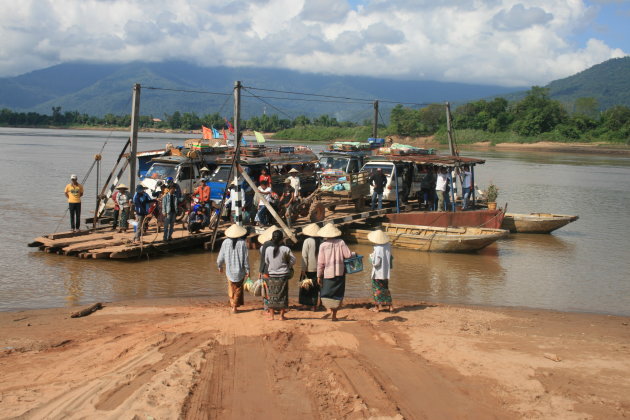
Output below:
[320,275,345,309]
[298,271,319,307]
[265,275,289,310]
[372,278,392,305]
[227,279,244,308]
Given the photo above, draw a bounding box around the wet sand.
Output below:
[1,298,628,419]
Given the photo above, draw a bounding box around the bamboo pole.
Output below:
[129,84,141,194]
[238,166,298,243]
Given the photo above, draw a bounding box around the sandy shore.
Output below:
[1,298,629,419]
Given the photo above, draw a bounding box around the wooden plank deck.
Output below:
[29,204,407,260]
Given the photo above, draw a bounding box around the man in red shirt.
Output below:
[193,178,212,212]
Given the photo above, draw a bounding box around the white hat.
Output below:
[289,168,299,174]
[367,229,390,245]
[115,183,128,190]
[200,166,210,172]
[257,225,280,244]
[70,174,78,180]
[224,224,248,238]
[317,223,342,238]
[302,223,320,237]
[284,178,292,184]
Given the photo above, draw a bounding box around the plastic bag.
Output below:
[253,278,264,296]
[243,277,254,293]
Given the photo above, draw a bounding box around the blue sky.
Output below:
[0,0,627,87]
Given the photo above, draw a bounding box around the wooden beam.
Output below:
[237,165,298,243]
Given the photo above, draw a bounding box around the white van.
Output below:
[361,161,419,202]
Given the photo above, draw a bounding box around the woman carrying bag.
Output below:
[217,224,250,313]
[264,230,296,321]
[299,223,321,311]
[368,229,394,312]
[317,223,354,322]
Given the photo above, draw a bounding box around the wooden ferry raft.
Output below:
[28,204,403,260]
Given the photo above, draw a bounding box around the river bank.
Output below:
[1,297,628,419]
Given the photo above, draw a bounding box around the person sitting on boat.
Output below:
[193,178,212,213]
[368,229,394,313]
[288,168,301,197]
[188,204,208,234]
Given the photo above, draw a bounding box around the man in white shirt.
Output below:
[460,165,472,210]
[435,167,449,211]
[288,168,301,197]
[256,180,273,226]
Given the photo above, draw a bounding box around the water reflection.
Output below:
[2,128,630,316]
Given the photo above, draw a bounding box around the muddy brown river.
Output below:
[1,127,629,315]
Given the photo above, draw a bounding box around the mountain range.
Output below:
[1,57,628,121]
[0,61,522,121]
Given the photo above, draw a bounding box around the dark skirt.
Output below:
[372,278,392,305]
[320,275,346,309]
[265,275,289,310]
[298,271,319,306]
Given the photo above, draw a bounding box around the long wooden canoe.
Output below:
[346,222,509,253]
[501,213,579,234]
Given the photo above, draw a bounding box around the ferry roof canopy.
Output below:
[366,154,485,168]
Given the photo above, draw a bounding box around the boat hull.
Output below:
[501,213,579,234]
[384,209,505,229]
[346,223,509,253]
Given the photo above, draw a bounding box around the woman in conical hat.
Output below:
[217,224,250,313]
[263,230,296,320]
[368,229,394,312]
[299,223,321,310]
[316,223,354,321]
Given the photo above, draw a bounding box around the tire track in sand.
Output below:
[182,331,316,420]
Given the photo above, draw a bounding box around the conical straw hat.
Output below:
[289,168,299,173]
[115,183,128,189]
[257,225,280,244]
[317,223,342,238]
[367,229,390,245]
[224,224,248,238]
[302,223,320,237]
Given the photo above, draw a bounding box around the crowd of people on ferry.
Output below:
[217,222,394,320]
[367,164,473,212]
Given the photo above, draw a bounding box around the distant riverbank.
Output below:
[4,125,630,155]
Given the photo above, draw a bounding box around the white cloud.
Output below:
[0,0,626,87]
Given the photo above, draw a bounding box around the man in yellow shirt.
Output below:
[64,174,84,232]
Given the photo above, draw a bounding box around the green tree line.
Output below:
[388,87,630,144]
[0,107,360,133]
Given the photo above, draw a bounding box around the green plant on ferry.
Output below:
[486,183,499,202]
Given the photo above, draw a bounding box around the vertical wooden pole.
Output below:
[445,102,455,156]
[372,100,379,139]
[233,81,243,226]
[129,83,141,193]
